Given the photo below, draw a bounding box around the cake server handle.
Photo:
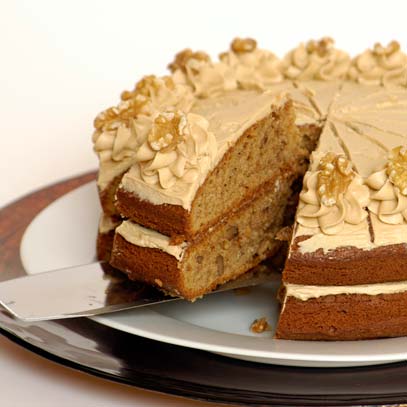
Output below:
[0,261,278,322]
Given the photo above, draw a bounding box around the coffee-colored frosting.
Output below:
[92,39,407,257]
[121,89,288,210]
[297,152,369,235]
[219,38,283,90]
[173,59,238,98]
[98,214,121,234]
[119,79,345,210]
[285,280,407,301]
[93,76,194,189]
[366,146,407,225]
[348,41,407,87]
[293,83,407,254]
[295,221,374,255]
[282,37,350,81]
[133,111,217,190]
[367,169,407,224]
[116,220,187,260]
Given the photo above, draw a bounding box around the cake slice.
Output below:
[94,37,348,300]
[114,89,306,241]
[110,94,307,299]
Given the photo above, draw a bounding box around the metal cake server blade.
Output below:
[0,261,278,322]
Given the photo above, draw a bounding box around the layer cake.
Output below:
[92,37,407,340]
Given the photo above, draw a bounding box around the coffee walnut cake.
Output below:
[92,37,407,340]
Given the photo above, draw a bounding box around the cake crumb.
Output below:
[250,317,271,333]
[275,226,292,242]
[154,278,163,287]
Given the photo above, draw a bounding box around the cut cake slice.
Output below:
[110,95,306,299]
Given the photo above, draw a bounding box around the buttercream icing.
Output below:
[219,37,283,90]
[98,214,121,234]
[169,48,238,97]
[282,37,350,81]
[285,280,407,301]
[348,41,407,87]
[120,89,288,210]
[297,151,369,235]
[116,220,187,261]
[366,146,407,225]
[293,83,407,253]
[93,76,194,189]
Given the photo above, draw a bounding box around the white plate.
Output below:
[20,181,407,367]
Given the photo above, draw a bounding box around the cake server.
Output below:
[0,262,278,322]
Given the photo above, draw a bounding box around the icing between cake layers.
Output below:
[98,214,120,234]
[285,280,407,301]
[116,220,187,261]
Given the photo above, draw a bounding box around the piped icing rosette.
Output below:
[282,37,350,81]
[297,152,370,235]
[134,110,217,190]
[168,49,237,98]
[366,146,407,224]
[92,75,194,165]
[218,37,283,90]
[348,41,407,87]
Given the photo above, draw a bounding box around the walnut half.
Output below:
[168,49,210,73]
[317,152,354,206]
[231,37,257,54]
[373,40,400,57]
[148,111,184,153]
[387,146,407,195]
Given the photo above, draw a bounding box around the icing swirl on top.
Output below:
[92,75,193,165]
[134,110,217,189]
[168,49,237,98]
[366,146,407,224]
[297,152,370,235]
[348,41,407,87]
[93,120,138,163]
[219,37,283,89]
[282,37,350,81]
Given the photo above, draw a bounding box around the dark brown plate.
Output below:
[1,172,407,407]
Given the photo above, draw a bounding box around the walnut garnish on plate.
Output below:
[250,317,271,334]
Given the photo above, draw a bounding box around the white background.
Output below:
[1,0,407,405]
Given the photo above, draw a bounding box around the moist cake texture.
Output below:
[92,37,407,340]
